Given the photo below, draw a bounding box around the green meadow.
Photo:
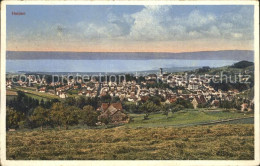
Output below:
[126,109,253,128]
[7,109,254,160]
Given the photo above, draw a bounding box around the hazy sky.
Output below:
[7,5,254,52]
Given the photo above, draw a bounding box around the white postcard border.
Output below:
[1,1,259,166]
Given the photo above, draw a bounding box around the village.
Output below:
[6,67,254,115]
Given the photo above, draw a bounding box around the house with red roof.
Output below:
[98,103,128,124]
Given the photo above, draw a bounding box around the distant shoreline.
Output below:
[6,59,237,73]
[6,50,254,61]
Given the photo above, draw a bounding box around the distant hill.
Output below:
[231,61,254,68]
[6,50,254,61]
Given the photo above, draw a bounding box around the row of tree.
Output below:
[7,89,251,130]
[6,91,101,130]
[7,91,194,130]
[7,103,99,131]
[123,97,193,119]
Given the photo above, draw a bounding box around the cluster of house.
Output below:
[99,80,141,102]
[6,69,254,112]
[77,82,99,98]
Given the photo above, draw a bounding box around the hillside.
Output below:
[190,61,254,75]
[231,61,254,68]
[7,124,254,160]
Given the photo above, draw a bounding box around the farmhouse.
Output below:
[98,103,128,124]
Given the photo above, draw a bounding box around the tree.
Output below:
[7,91,39,115]
[62,106,79,129]
[85,97,99,109]
[40,99,45,108]
[175,98,193,108]
[197,103,209,108]
[44,100,52,109]
[50,102,64,129]
[125,74,136,82]
[162,104,171,118]
[231,61,254,68]
[100,114,111,125]
[137,76,145,84]
[140,101,160,120]
[50,103,79,130]
[171,104,184,114]
[50,98,60,103]
[162,103,184,118]
[220,100,233,110]
[148,96,161,106]
[64,97,76,106]
[111,96,120,103]
[30,106,50,131]
[101,94,111,103]
[123,102,138,113]
[197,66,210,73]
[80,105,99,126]
[76,96,86,109]
[6,107,24,129]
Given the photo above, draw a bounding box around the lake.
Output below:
[6,59,237,73]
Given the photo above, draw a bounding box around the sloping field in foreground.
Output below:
[7,124,254,160]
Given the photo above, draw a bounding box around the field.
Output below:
[6,87,255,160]
[11,87,60,101]
[8,86,83,101]
[7,124,254,160]
[126,110,253,128]
[6,110,254,160]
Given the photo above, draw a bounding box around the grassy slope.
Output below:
[10,86,80,100]
[13,87,60,100]
[7,110,254,160]
[126,110,253,128]
[7,124,254,160]
[193,65,254,75]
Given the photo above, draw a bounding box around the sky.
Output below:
[6,5,254,53]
